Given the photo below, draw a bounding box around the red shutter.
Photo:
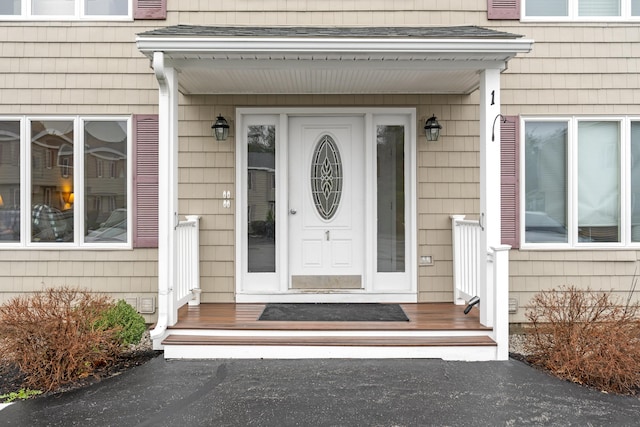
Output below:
[488,0,520,19]
[133,114,159,248]
[133,0,166,20]
[501,116,519,248]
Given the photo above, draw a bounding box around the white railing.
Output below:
[451,215,482,305]
[175,215,201,309]
[451,214,512,360]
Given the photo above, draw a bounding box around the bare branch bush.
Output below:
[524,285,640,394]
[0,287,121,392]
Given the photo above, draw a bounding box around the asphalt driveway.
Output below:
[1,357,639,426]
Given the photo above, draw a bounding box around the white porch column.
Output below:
[479,68,502,327]
[492,244,512,360]
[153,51,179,336]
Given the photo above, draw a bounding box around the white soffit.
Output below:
[136,26,534,95]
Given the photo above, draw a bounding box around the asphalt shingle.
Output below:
[139,25,523,39]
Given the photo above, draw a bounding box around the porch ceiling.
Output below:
[137,25,533,95]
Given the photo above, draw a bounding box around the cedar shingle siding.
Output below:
[1,0,639,322]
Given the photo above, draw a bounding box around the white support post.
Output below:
[492,244,511,361]
[479,68,502,327]
[165,64,179,326]
[150,51,179,345]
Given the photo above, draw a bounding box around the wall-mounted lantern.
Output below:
[424,115,442,142]
[211,115,230,141]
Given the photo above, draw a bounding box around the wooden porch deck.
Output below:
[169,303,491,332]
[161,303,496,360]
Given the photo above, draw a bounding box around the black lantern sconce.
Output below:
[424,115,442,141]
[211,115,230,141]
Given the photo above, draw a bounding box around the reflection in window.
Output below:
[84,120,128,243]
[0,121,21,242]
[3,116,130,246]
[377,125,405,272]
[524,122,568,243]
[247,125,276,272]
[30,120,74,242]
[578,121,620,242]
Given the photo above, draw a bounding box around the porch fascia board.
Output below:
[136,37,533,58]
[168,58,507,72]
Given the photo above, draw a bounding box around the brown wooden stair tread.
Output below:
[162,335,496,347]
[171,303,492,331]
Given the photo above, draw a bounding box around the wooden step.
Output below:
[171,303,492,331]
[162,334,496,347]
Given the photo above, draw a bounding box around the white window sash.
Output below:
[576,120,621,243]
[521,116,640,248]
[0,115,132,249]
[0,0,131,20]
[523,0,639,20]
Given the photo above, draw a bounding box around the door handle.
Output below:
[289,209,297,215]
[326,230,330,241]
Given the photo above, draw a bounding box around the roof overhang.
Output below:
[136,25,533,95]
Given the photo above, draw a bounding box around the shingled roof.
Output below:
[139,25,523,40]
[136,24,532,94]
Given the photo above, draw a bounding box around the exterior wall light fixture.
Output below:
[424,115,442,141]
[212,115,230,141]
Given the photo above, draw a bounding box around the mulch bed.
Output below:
[0,349,161,398]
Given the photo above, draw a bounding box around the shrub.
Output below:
[95,300,147,346]
[0,287,121,392]
[524,285,640,394]
[0,389,42,403]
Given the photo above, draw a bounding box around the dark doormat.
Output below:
[258,303,410,322]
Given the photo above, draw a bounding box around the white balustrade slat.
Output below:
[175,217,200,308]
[451,217,481,304]
[451,216,511,359]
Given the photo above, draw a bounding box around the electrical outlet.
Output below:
[419,255,434,266]
[509,298,518,314]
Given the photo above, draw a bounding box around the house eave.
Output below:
[136,26,533,95]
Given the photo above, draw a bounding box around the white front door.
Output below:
[288,116,365,290]
[237,108,417,303]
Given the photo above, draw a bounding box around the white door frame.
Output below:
[235,107,417,303]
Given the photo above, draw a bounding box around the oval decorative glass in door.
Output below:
[311,135,343,220]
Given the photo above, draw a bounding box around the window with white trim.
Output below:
[0,0,131,20]
[523,0,640,20]
[0,116,131,247]
[523,116,640,247]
